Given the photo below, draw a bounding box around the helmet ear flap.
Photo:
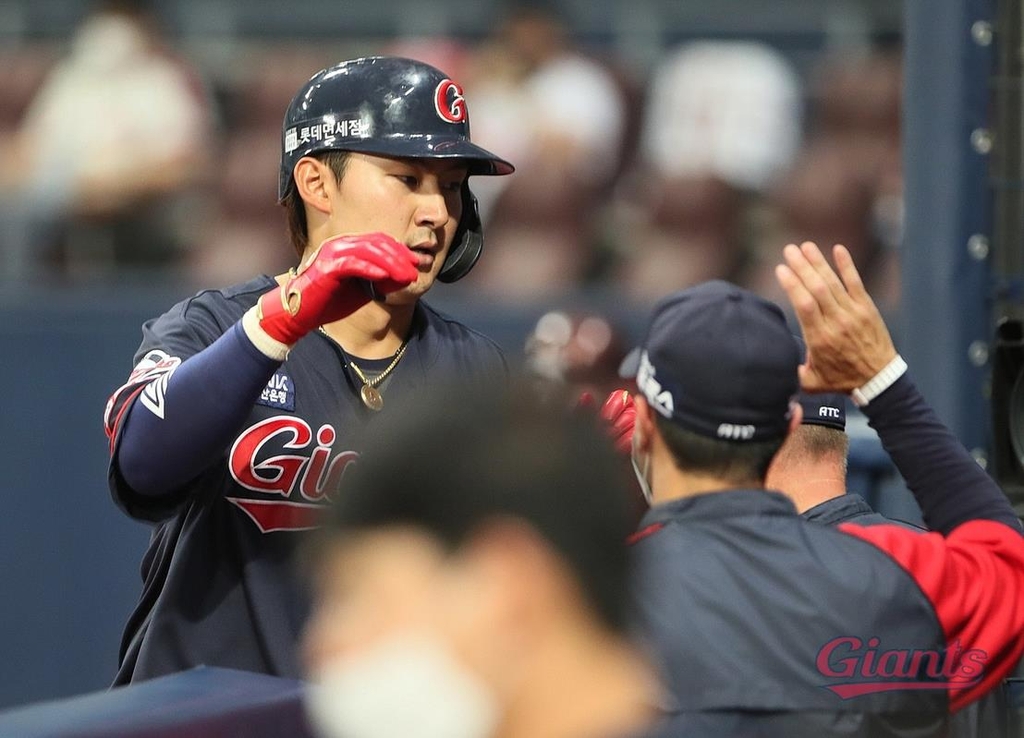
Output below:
[438,184,484,283]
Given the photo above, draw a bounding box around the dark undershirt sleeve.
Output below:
[862,374,1021,534]
[115,322,282,498]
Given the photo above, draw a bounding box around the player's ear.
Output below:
[786,401,803,436]
[293,157,333,216]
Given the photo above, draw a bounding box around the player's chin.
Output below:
[386,273,439,304]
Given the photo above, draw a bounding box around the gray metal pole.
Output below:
[901,0,995,461]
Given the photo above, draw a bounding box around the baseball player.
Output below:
[102,56,513,685]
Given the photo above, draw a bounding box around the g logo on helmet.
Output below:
[434,79,467,124]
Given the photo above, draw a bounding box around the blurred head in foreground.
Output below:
[302,383,660,738]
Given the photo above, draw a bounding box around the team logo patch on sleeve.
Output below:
[129,350,181,385]
[132,350,182,420]
[257,372,295,412]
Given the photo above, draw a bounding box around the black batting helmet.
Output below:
[279,56,514,283]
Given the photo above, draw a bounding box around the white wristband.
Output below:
[242,306,291,362]
[850,354,908,407]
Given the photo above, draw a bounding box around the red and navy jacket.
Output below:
[103,275,506,686]
[631,375,1024,738]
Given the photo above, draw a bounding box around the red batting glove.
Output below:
[600,389,636,456]
[257,233,419,346]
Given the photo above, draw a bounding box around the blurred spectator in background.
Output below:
[302,386,661,738]
[383,36,470,82]
[609,41,802,302]
[193,46,341,286]
[0,40,58,197]
[0,0,214,282]
[523,309,629,404]
[746,47,904,315]
[522,309,649,519]
[458,2,630,301]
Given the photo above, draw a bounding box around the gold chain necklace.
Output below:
[318,326,408,412]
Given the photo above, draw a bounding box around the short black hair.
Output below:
[655,415,785,487]
[323,382,637,634]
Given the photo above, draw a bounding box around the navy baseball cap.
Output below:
[798,392,847,431]
[619,281,800,442]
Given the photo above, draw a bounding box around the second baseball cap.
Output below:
[619,281,800,442]
[798,392,847,431]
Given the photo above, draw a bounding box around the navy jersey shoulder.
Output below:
[414,300,508,382]
[134,276,275,362]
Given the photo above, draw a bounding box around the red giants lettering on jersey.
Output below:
[227,416,358,533]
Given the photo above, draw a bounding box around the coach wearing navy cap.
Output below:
[621,246,1024,738]
[766,387,921,528]
[620,280,802,506]
[758,332,900,526]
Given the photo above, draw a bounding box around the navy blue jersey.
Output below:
[103,275,506,685]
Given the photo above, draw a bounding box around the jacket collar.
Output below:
[801,494,877,526]
[638,488,798,529]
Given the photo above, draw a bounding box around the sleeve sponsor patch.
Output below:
[256,372,295,412]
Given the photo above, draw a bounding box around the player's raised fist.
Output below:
[256,233,420,347]
[600,389,636,455]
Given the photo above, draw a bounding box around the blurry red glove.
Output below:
[600,389,636,456]
[257,233,419,346]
